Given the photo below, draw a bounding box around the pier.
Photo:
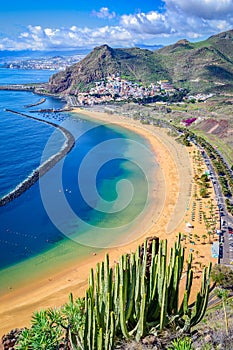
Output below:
[29,106,73,113]
[0,84,35,92]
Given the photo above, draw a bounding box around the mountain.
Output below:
[48,44,170,94]
[156,30,233,92]
[48,29,233,95]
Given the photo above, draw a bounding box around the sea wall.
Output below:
[0,110,75,207]
[24,97,46,108]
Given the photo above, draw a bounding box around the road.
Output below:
[191,139,233,266]
[164,125,233,266]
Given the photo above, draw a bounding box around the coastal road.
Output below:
[198,147,233,266]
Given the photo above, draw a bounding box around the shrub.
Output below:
[211,264,233,289]
[168,337,193,350]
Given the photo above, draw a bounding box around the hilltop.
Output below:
[48,29,233,95]
[48,45,169,94]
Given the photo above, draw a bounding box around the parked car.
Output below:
[219,245,223,258]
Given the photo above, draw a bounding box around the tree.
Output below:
[200,187,208,198]
[202,234,207,244]
[200,174,209,188]
[211,264,233,289]
[182,233,187,243]
[207,231,212,243]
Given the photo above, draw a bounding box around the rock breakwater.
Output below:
[0,110,75,207]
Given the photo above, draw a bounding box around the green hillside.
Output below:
[156,30,233,92]
[48,29,233,95]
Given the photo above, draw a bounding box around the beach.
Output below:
[0,107,218,336]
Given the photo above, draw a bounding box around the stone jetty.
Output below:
[24,97,46,108]
[0,109,75,207]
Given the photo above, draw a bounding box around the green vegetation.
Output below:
[172,128,233,215]
[49,30,233,95]
[16,298,85,350]
[16,310,64,350]
[211,264,233,289]
[199,187,208,198]
[16,236,212,349]
[215,288,230,336]
[199,174,210,198]
[194,135,233,214]
[208,265,233,341]
[190,130,233,171]
[191,293,233,350]
[168,337,194,350]
[176,132,191,147]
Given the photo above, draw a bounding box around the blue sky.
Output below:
[0,0,233,51]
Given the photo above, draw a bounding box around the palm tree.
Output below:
[202,234,207,244]
[207,231,212,243]
[200,187,208,198]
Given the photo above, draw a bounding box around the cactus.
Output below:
[119,284,131,339]
[159,272,168,330]
[190,263,212,327]
[17,236,211,350]
[66,236,211,349]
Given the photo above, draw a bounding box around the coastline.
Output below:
[0,107,217,336]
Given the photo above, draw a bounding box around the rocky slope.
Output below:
[48,44,169,95]
[48,29,233,95]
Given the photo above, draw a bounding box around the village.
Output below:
[74,75,175,105]
[67,74,213,106]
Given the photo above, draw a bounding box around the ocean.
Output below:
[0,68,157,294]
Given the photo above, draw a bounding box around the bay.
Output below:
[0,68,156,294]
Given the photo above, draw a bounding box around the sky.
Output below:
[0,0,233,51]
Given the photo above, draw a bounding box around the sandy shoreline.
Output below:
[0,107,217,336]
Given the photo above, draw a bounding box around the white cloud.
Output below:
[165,0,233,20]
[120,11,173,35]
[1,24,135,50]
[120,1,233,42]
[92,7,116,20]
[1,1,233,51]
[163,0,233,40]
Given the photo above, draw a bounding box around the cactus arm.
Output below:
[159,273,168,330]
[119,285,131,339]
[135,293,147,342]
[97,328,103,350]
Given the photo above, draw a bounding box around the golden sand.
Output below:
[0,108,218,336]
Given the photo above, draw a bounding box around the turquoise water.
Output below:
[0,68,157,293]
